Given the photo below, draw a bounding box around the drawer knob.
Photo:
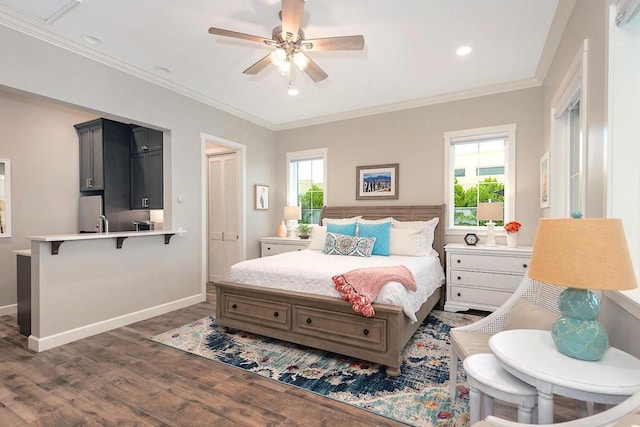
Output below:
[523,263,528,268]
[232,304,237,309]
[363,329,369,336]
[273,311,279,318]
[456,259,461,263]
[267,247,271,250]
[457,292,461,297]
[457,276,461,280]
[306,318,312,324]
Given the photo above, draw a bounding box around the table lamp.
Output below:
[283,205,301,238]
[477,202,503,246]
[527,217,637,361]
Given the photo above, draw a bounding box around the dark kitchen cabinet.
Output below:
[75,118,149,231]
[130,126,163,210]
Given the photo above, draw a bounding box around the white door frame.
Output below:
[201,133,246,292]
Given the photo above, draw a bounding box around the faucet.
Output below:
[97,215,109,233]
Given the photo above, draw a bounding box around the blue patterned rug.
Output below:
[149,310,483,426]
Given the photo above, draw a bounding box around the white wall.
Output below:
[0,25,277,312]
[275,87,544,246]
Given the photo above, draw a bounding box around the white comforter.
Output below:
[229,250,445,322]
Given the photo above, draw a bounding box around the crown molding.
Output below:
[272,78,542,131]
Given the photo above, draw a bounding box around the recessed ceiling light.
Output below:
[288,87,299,96]
[456,46,472,56]
[153,66,171,75]
[81,34,101,45]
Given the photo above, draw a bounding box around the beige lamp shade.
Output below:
[527,218,637,291]
[477,202,504,221]
[283,205,302,221]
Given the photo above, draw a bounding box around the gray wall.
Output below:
[276,87,544,246]
[0,24,277,311]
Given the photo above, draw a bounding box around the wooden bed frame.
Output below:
[214,205,445,376]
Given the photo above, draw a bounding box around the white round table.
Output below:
[489,329,640,424]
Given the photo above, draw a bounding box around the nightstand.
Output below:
[444,243,532,312]
[260,237,311,257]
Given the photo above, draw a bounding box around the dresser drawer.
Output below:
[261,242,307,256]
[220,293,290,331]
[449,253,530,274]
[293,306,386,352]
[449,285,513,308]
[448,269,522,291]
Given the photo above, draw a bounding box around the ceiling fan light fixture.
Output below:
[278,59,291,75]
[270,48,287,66]
[293,52,309,70]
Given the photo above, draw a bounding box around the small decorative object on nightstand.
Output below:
[297,223,312,239]
[445,243,532,312]
[283,206,301,238]
[464,233,478,246]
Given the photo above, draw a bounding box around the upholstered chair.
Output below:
[449,277,563,401]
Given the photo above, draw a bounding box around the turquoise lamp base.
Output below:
[551,288,609,361]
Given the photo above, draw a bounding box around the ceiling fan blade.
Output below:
[242,54,273,75]
[302,35,365,51]
[302,55,328,82]
[280,0,305,41]
[208,27,275,45]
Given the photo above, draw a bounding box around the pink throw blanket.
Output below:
[332,265,417,317]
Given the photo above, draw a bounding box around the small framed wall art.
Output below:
[255,184,269,210]
[540,152,550,208]
[356,163,399,200]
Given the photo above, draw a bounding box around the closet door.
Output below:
[208,153,239,282]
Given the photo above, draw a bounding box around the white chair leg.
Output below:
[517,405,534,424]
[469,386,482,424]
[449,349,459,402]
[483,394,495,419]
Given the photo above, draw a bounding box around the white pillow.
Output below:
[357,217,393,225]
[392,217,439,254]
[322,216,361,226]
[389,228,425,256]
[307,225,326,250]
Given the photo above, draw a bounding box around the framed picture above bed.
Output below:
[255,184,269,210]
[356,163,399,200]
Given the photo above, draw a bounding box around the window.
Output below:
[286,148,327,225]
[444,124,516,232]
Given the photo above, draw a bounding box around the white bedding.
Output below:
[229,250,445,322]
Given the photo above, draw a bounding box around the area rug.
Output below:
[149,310,483,426]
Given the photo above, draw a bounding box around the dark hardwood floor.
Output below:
[0,284,576,426]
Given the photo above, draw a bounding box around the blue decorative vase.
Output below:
[551,288,609,361]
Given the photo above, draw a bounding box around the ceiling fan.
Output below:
[208,0,365,85]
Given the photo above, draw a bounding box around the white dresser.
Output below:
[444,243,532,312]
[260,237,311,257]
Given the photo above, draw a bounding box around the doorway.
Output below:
[202,135,246,285]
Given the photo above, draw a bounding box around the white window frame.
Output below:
[286,148,328,212]
[443,124,517,235]
[550,39,588,218]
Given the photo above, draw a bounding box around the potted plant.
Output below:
[297,223,312,239]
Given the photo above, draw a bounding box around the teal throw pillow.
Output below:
[326,222,357,236]
[357,222,391,256]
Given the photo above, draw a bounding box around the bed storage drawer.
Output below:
[293,306,387,352]
[220,293,291,331]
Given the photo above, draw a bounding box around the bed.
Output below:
[214,205,446,376]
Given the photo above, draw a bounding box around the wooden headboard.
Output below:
[319,205,446,266]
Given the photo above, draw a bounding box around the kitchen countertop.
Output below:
[27,230,176,242]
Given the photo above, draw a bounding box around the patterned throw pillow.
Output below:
[322,232,376,257]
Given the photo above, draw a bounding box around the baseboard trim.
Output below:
[0,304,17,316]
[28,293,206,352]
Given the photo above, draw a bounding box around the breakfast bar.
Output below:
[20,229,203,352]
